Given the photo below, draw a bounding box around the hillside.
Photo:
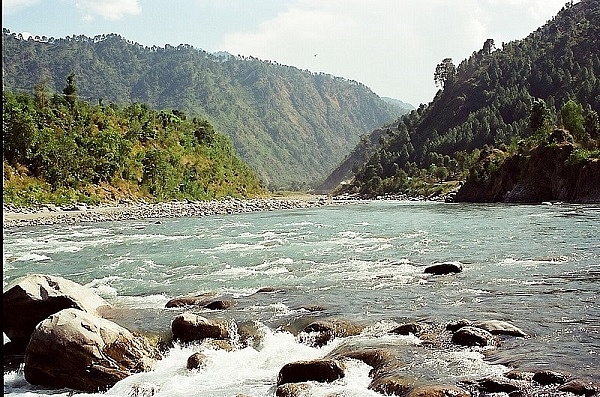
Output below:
[330,0,600,199]
[1,30,408,190]
[2,89,266,205]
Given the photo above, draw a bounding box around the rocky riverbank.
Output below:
[4,274,599,396]
[3,196,341,228]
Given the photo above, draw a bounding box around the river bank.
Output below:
[3,196,343,228]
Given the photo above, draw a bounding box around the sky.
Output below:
[2,0,571,107]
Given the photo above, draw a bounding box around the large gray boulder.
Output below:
[24,308,159,392]
[3,274,109,347]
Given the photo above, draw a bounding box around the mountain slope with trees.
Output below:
[1,30,410,190]
[333,0,599,200]
[3,86,267,205]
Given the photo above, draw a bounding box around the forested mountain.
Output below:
[334,0,600,198]
[1,30,409,190]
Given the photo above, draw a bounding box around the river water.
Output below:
[3,200,599,396]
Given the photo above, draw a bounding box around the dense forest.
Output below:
[2,80,267,206]
[334,0,600,198]
[1,30,411,190]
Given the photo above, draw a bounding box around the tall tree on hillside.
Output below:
[434,58,456,89]
[63,72,77,108]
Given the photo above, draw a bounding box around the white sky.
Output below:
[2,0,570,106]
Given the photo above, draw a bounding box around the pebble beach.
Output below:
[2,196,338,228]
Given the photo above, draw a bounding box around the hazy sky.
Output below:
[3,0,570,106]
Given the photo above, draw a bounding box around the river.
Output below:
[3,200,599,396]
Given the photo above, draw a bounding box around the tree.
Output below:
[529,98,552,136]
[434,58,456,89]
[63,72,77,107]
[560,99,586,142]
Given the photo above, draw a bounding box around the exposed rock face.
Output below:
[171,312,230,342]
[454,140,600,203]
[277,359,345,386]
[424,262,463,275]
[3,274,110,348]
[24,308,158,392]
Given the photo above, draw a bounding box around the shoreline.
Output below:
[2,196,350,229]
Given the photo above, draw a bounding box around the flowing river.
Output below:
[3,200,599,396]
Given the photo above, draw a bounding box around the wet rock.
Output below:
[532,370,571,385]
[165,292,217,308]
[24,308,158,392]
[204,299,236,310]
[254,287,285,294]
[299,318,365,347]
[504,370,534,381]
[446,319,473,332]
[171,312,229,342]
[186,352,208,369]
[475,320,528,337]
[558,379,600,396]
[3,274,110,348]
[406,385,470,397]
[369,375,417,396]
[277,359,345,386]
[424,262,463,275]
[390,322,423,336]
[330,348,401,379]
[275,382,312,397]
[477,376,523,394]
[451,326,497,347]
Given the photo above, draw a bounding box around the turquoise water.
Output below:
[3,201,599,396]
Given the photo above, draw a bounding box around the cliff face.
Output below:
[454,141,600,204]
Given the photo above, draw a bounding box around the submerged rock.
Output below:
[406,385,470,397]
[187,352,208,370]
[3,274,110,348]
[24,308,158,392]
[390,322,423,336]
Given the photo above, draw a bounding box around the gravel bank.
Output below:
[3,197,343,228]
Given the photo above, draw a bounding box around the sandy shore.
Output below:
[3,196,343,228]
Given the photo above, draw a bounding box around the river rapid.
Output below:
[3,200,599,396]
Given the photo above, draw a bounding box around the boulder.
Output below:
[406,385,470,397]
[476,376,526,394]
[558,379,600,396]
[204,299,236,310]
[451,326,497,347]
[3,274,110,348]
[475,320,528,337]
[532,370,570,385]
[299,318,365,347]
[424,262,463,275]
[369,375,417,396]
[171,312,229,342]
[446,319,473,332]
[187,352,208,369]
[331,348,402,379]
[165,292,217,308]
[390,322,422,336]
[275,382,311,397]
[24,308,158,392]
[277,359,345,386]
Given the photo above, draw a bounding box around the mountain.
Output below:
[1,30,408,190]
[381,97,415,113]
[333,0,600,198]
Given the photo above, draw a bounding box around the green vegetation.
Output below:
[337,0,600,198]
[1,30,409,190]
[2,81,267,206]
